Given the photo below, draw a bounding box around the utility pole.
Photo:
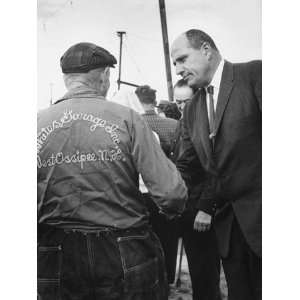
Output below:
[158,0,173,102]
[117,31,126,90]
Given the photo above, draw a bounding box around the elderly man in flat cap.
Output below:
[37,42,187,300]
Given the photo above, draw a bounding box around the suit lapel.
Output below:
[215,61,234,135]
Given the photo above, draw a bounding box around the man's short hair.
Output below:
[185,29,218,51]
[161,102,181,120]
[135,85,157,105]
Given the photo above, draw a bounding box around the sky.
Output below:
[37,0,261,109]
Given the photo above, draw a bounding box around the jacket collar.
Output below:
[143,109,157,115]
[210,58,225,91]
[54,87,106,104]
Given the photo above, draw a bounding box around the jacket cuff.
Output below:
[195,198,216,216]
[158,208,182,220]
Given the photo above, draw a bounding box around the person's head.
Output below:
[135,85,157,110]
[174,79,195,113]
[60,42,117,97]
[156,100,169,117]
[160,102,181,120]
[171,29,221,89]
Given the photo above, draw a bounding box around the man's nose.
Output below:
[175,64,184,76]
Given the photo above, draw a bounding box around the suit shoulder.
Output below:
[233,60,262,84]
[234,60,261,73]
[246,60,261,75]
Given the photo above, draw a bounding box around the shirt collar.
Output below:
[210,58,225,90]
[143,109,157,115]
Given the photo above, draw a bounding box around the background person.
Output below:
[156,99,169,117]
[159,101,181,121]
[135,85,177,157]
[171,29,262,300]
[174,79,195,114]
[37,42,187,300]
[170,79,195,161]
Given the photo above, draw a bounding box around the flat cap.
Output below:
[135,85,157,104]
[60,42,117,74]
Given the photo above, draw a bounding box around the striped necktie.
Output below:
[207,85,216,140]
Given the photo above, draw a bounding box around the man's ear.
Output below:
[104,67,110,76]
[201,42,213,60]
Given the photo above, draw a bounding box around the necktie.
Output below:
[207,85,216,139]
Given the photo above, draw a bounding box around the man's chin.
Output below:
[187,78,203,89]
[187,78,197,88]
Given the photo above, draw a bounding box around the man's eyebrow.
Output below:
[173,55,187,65]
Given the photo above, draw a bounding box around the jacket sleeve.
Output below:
[176,104,216,216]
[130,111,188,218]
[250,60,262,111]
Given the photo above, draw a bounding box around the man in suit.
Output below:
[171,29,262,300]
[171,78,221,300]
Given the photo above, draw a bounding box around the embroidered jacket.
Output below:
[37,87,187,230]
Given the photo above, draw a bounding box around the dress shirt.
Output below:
[206,59,225,121]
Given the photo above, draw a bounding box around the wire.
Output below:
[129,33,161,44]
[123,36,147,82]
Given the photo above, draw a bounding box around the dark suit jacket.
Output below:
[176,60,262,257]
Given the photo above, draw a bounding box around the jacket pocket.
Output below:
[37,245,62,300]
[116,232,159,293]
